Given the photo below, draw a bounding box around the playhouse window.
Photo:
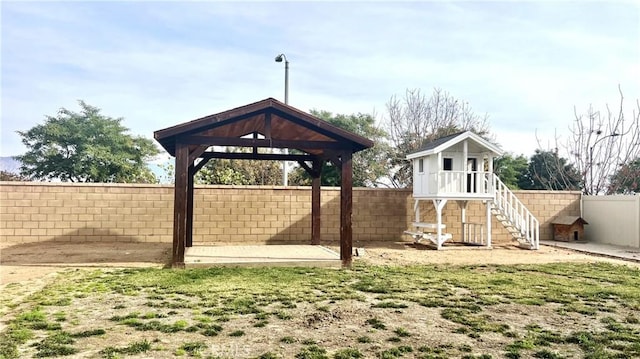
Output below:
[418,159,424,173]
[443,158,453,171]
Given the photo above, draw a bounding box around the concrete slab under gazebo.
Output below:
[154,98,374,267]
[183,245,341,268]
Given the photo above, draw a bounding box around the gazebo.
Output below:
[154,98,374,267]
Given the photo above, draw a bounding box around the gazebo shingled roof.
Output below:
[154,98,374,267]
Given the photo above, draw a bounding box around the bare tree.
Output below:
[564,86,640,195]
[384,88,491,188]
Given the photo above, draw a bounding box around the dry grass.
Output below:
[1,261,639,358]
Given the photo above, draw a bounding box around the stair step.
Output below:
[491,177,539,250]
[516,242,535,250]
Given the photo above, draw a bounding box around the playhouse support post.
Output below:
[486,200,492,248]
[458,200,468,243]
[463,140,468,192]
[433,199,447,250]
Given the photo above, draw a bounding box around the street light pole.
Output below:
[275,53,289,186]
[275,54,289,104]
[589,133,619,195]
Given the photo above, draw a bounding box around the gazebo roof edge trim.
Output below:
[154,98,275,140]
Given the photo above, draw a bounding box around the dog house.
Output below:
[551,216,588,242]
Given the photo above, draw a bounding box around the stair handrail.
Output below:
[491,175,540,249]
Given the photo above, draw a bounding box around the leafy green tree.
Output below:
[288,110,390,187]
[519,150,581,190]
[493,153,529,189]
[607,157,640,194]
[16,101,159,183]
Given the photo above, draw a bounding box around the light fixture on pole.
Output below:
[274,54,289,104]
[589,132,620,195]
[275,53,289,186]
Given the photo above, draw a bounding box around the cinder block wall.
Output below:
[0,183,174,244]
[0,182,580,245]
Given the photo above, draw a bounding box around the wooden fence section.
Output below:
[0,182,580,246]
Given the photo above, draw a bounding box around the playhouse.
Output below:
[405,131,539,250]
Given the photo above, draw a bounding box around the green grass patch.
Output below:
[275,310,293,320]
[100,339,151,358]
[296,344,328,359]
[366,317,386,330]
[441,308,510,335]
[179,341,207,356]
[333,348,364,359]
[71,328,106,338]
[280,336,297,344]
[533,349,564,359]
[393,327,411,337]
[372,301,409,309]
[254,320,269,327]
[32,332,78,358]
[254,353,280,359]
[378,345,413,358]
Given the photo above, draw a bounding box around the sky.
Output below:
[1,0,639,160]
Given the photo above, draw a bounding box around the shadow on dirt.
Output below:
[1,231,171,266]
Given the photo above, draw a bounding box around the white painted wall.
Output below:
[413,159,426,196]
[583,195,640,248]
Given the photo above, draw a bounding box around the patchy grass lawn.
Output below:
[1,262,639,359]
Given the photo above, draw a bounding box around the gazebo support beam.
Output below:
[179,135,350,150]
[340,151,353,266]
[172,142,189,267]
[193,157,211,173]
[189,145,209,164]
[201,152,315,162]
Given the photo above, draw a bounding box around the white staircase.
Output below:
[490,176,539,249]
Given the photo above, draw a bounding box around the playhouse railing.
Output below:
[430,171,491,195]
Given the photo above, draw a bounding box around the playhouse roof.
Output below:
[406,131,503,160]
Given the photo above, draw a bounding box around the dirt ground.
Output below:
[1,240,637,286]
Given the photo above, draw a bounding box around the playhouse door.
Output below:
[467,158,477,193]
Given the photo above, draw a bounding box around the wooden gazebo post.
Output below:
[311,158,322,245]
[173,143,189,267]
[340,151,353,266]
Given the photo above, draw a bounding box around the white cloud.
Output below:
[1,1,638,160]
